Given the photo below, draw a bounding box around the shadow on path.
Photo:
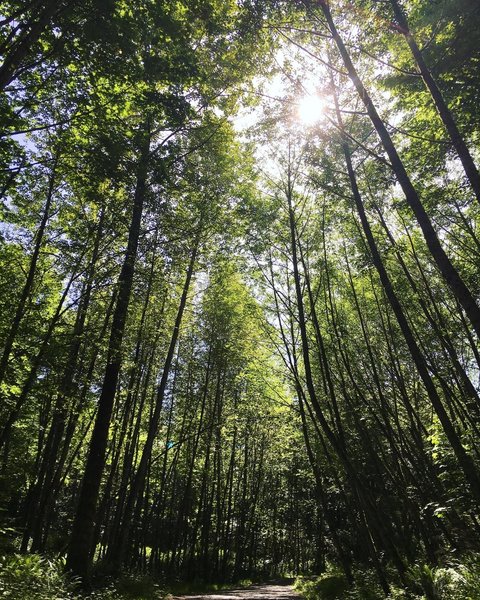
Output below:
[172,582,302,600]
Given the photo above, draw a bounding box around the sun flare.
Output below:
[297,94,325,125]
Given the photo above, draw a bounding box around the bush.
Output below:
[296,556,480,600]
[457,554,480,599]
[0,553,143,599]
[296,572,349,600]
[344,569,383,600]
[0,553,77,599]
[297,568,420,600]
[406,556,480,600]
[116,573,162,599]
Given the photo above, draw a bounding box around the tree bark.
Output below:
[0,0,60,91]
[0,156,57,391]
[319,0,480,339]
[337,119,480,500]
[108,227,201,571]
[389,0,480,205]
[65,132,150,582]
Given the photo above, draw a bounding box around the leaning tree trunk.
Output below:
[334,89,480,500]
[374,203,480,414]
[285,150,393,593]
[318,0,480,339]
[389,0,480,205]
[21,207,106,552]
[0,259,81,453]
[0,0,67,92]
[0,155,57,392]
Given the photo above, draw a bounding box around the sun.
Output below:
[297,94,326,125]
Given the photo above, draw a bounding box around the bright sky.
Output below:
[297,93,326,125]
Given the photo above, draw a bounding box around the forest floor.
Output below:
[171,582,302,600]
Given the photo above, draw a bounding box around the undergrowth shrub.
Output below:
[295,556,480,600]
[295,571,349,600]
[0,554,144,599]
[0,552,254,599]
[116,572,162,599]
[408,555,480,600]
[0,553,77,599]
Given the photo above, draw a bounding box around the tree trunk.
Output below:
[389,0,480,205]
[337,115,480,500]
[65,132,150,582]
[0,156,57,391]
[0,0,63,91]
[109,228,201,571]
[319,1,480,339]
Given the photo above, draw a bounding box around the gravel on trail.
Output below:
[171,583,302,600]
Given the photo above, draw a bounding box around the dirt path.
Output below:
[172,582,302,600]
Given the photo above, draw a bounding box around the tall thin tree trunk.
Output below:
[0,259,81,451]
[66,132,150,581]
[21,206,106,551]
[389,0,480,205]
[109,228,201,570]
[0,0,64,91]
[319,1,480,338]
[0,156,57,390]
[335,98,480,499]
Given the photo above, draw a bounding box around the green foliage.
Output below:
[1,0,480,594]
[298,558,480,600]
[456,555,480,600]
[116,573,162,599]
[295,572,349,600]
[0,554,166,599]
[406,556,480,600]
[296,569,408,600]
[0,554,78,599]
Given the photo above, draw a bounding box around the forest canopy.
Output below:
[1,0,480,598]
